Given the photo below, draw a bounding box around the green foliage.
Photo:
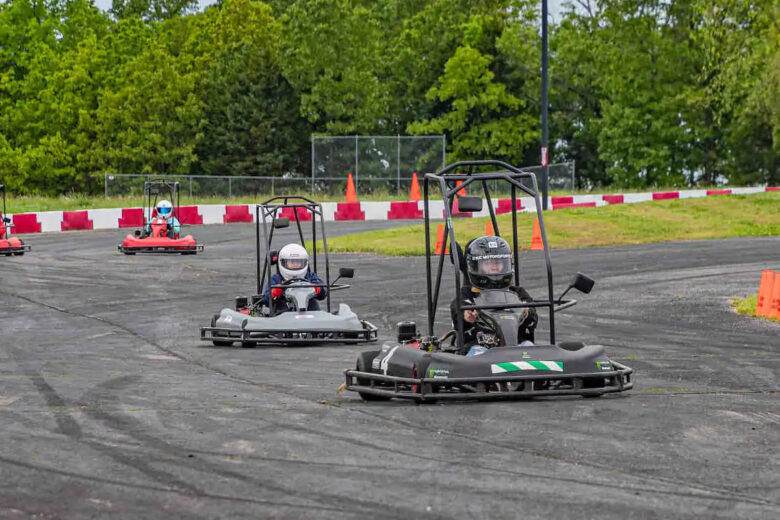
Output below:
[0,0,776,195]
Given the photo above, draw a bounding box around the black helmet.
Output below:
[465,236,513,289]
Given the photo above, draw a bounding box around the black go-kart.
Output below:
[200,196,377,347]
[344,160,634,402]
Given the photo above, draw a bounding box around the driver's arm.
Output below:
[308,272,327,299]
[263,274,283,305]
[510,286,537,341]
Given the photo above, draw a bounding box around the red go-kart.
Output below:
[117,180,203,255]
[1,184,30,256]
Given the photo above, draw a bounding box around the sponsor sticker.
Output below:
[427,368,450,379]
[294,315,315,319]
[595,360,612,371]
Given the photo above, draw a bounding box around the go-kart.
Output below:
[118,180,203,255]
[200,196,377,347]
[0,184,30,256]
[344,160,633,402]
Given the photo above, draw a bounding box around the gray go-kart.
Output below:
[200,196,377,347]
[344,160,633,402]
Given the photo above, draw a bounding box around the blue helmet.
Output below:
[156,200,173,218]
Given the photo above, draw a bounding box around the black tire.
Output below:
[581,377,605,398]
[212,339,233,347]
[12,252,23,256]
[356,350,390,401]
[240,341,255,348]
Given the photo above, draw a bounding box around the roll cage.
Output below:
[255,196,350,315]
[143,181,181,226]
[423,160,570,350]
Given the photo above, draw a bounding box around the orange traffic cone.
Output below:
[434,223,449,255]
[345,172,358,203]
[756,270,774,317]
[455,180,466,197]
[769,272,780,320]
[530,218,543,251]
[409,172,421,202]
[485,220,495,236]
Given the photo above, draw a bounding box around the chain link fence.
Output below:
[311,135,447,195]
[104,132,574,198]
[104,162,575,199]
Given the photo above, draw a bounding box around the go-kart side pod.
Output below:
[0,237,30,256]
[345,343,633,402]
[118,234,203,255]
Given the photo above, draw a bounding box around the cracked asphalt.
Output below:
[0,222,778,519]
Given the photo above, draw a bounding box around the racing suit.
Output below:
[449,284,537,354]
[261,271,328,312]
[144,216,181,238]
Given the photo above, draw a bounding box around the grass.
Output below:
[323,193,780,255]
[1,184,740,212]
[731,294,780,323]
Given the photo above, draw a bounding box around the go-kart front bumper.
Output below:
[201,320,378,346]
[344,360,634,402]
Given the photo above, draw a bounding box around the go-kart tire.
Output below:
[581,377,606,398]
[240,341,255,348]
[356,351,390,401]
[212,339,233,347]
[12,252,23,256]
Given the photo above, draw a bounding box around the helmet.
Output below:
[278,243,309,280]
[465,235,513,289]
[156,200,173,218]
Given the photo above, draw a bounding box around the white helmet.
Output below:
[156,199,173,218]
[278,243,309,280]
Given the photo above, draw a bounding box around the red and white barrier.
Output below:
[4,186,775,234]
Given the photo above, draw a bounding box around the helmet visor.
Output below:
[157,205,172,217]
[467,254,512,277]
[281,258,307,271]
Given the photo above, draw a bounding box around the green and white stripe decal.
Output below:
[491,360,564,374]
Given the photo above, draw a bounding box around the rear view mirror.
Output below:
[269,250,279,265]
[457,196,483,213]
[573,272,595,294]
[273,217,290,229]
[339,267,354,278]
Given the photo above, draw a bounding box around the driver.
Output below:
[145,199,181,238]
[450,235,537,355]
[262,243,328,312]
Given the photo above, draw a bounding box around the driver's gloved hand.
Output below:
[271,287,283,299]
[314,286,322,296]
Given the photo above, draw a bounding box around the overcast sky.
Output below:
[91,1,568,20]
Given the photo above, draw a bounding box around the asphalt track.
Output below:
[0,222,778,519]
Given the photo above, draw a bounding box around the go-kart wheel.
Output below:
[211,326,233,347]
[581,377,606,398]
[356,351,390,401]
[12,252,23,256]
[240,341,255,348]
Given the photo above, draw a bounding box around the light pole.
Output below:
[540,0,550,210]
